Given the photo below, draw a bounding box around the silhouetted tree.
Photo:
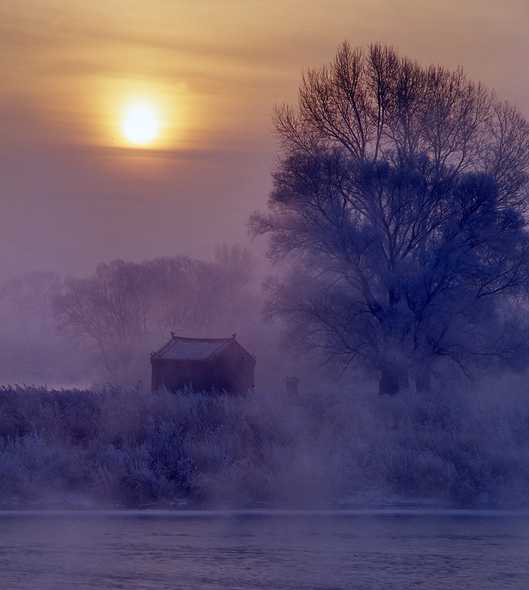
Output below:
[140,256,211,333]
[54,260,151,381]
[250,42,529,394]
[54,248,257,385]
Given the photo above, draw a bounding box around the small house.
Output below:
[151,333,256,395]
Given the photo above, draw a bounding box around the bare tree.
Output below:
[250,42,529,394]
[54,248,258,385]
[54,260,151,381]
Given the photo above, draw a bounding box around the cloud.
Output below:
[0,0,528,285]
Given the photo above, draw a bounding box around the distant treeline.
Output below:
[0,244,265,388]
[1,383,529,509]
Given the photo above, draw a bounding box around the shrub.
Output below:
[1,382,529,508]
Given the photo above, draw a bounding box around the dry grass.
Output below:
[1,380,529,508]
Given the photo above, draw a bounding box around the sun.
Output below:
[122,104,159,146]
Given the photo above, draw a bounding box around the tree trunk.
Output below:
[416,369,431,392]
[379,372,400,396]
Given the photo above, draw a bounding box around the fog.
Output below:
[2,244,529,510]
[3,1,529,517]
[1,1,529,284]
[0,143,273,284]
[0,244,296,391]
[2,376,529,510]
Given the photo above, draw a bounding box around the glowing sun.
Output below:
[122,104,159,146]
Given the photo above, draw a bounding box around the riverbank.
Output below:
[2,383,529,509]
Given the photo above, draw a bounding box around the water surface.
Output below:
[1,509,528,589]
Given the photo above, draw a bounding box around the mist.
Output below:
[2,375,529,510]
[2,4,529,516]
[0,143,273,285]
[2,248,529,511]
[0,244,291,391]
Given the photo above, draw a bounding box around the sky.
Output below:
[1,0,529,282]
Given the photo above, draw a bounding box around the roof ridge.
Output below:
[152,333,239,361]
[170,333,234,343]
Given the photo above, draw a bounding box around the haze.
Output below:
[0,0,527,282]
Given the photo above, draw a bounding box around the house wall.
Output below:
[151,347,255,394]
[152,359,215,393]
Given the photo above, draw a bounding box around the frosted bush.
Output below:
[1,383,529,507]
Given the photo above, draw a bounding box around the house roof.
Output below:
[151,334,239,361]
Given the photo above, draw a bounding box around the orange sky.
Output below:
[1,0,528,280]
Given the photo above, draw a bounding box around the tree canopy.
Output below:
[54,246,256,384]
[250,42,529,394]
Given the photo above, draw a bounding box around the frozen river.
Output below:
[1,509,529,589]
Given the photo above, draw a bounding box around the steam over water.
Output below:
[1,510,529,589]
